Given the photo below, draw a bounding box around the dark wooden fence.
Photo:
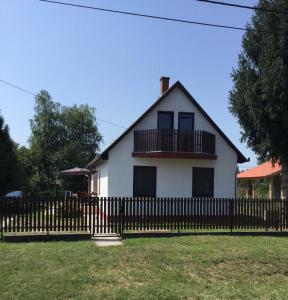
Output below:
[1,197,287,239]
[134,129,216,154]
[0,197,92,236]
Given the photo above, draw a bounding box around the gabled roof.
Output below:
[237,161,281,180]
[87,81,247,168]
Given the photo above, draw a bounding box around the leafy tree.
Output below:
[29,90,103,192]
[16,146,34,194]
[29,90,62,191]
[229,0,288,198]
[0,114,21,195]
[59,104,102,168]
[58,104,102,191]
[257,154,267,165]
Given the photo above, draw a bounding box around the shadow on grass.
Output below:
[123,230,288,240]
[1,232,91,243]
[2,230,288,243]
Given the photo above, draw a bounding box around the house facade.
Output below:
[237,161,281,199]
[87,77,247,198]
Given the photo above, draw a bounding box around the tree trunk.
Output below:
[280,159,288,199]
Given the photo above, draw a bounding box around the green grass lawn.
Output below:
[1,233,288,299]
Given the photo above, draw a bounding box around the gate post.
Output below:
[229,199,234,232]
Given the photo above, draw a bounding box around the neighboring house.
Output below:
[237,160,281,199]
[87,77,247,198]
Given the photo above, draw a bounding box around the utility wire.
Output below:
[196,0,288,15]
[97,118,126,129]
[0,79,36,96]
[0,78,127,129]
[36,0,276,34]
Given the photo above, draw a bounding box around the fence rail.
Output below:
[1,197,287,238]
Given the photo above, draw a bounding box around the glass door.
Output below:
[178,113,194,152]
[157,112,174,151]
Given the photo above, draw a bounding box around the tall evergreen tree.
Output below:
[229,0,288,198]
[0,114,20,195]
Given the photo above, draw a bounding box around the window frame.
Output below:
[133,166,157,197]
[157,111,174,129]
[192,167,214,197]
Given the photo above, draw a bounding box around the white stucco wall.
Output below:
[95,162,109,197]
[90,173,98,193]
[95,86,238,198]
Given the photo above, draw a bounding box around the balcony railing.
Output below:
[134,129,216,155]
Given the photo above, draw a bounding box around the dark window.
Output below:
[178,113,194,130]
[157,111,174,129]
[157,112,174,151]
[177,113,194,151]
[193,168,214,197]
[133,166,157,197]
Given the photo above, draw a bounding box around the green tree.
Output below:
[29,90,103,192]
[229,0,288,198]
[58,104,102,191]
[29,90,62,192]
[16,146,34,194]
[0,114,20,195]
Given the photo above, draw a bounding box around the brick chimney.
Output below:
[160,76,170,95]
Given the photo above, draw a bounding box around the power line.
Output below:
[196,0,288,15]
[97,118,126,129]
[0,79,36,96]
[36,0,276,34]
[0,78,127,129]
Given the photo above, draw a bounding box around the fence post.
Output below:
[280,199,284,233]
[0,200,3,241]
[92,197,96,237]
[0,203,3,241]
[177,198,180,234]
[229,199,234,232]
[120,198,125,238]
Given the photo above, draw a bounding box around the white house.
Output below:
[87,77,247,198]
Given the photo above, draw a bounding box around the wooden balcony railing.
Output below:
[134,129,216,155]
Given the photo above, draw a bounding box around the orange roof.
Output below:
[237,161,281,180]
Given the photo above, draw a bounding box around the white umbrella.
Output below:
[60,167,93,176]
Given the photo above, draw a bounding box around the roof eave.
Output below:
[86,154,105,169]
[238,154,249,164]
[237,170,281,180]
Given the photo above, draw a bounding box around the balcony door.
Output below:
[178,113,194,130]
[158,111,174,129]
[157,111,174,151]
[178,113,194,152]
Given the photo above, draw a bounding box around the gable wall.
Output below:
[107,87,238,197]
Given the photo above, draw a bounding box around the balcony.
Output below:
[133,129,216,159]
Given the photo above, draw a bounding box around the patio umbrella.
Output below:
[60,167,93,176]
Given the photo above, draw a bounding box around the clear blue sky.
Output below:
[0,0,258,169]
